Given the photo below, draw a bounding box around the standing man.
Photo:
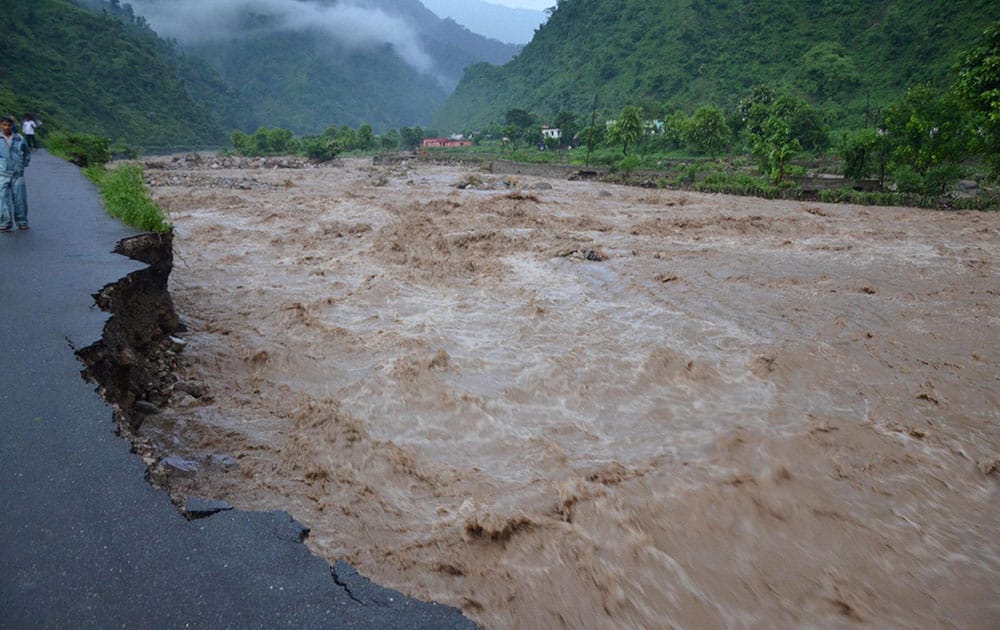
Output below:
[0,115,31,231]
[22,114,41,149]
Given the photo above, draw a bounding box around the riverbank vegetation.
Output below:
[47,132,170,232]
[17,1,996,212]
[216,22,1000,211]
[84,163,171,233]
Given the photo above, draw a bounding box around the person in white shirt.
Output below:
[21,113,41,149]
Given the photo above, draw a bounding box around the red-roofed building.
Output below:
[422,138,473,148]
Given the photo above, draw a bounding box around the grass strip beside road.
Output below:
[84,163,171,233]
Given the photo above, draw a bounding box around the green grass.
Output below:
[83,163,171,233]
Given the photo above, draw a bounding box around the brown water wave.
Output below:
[141,156,999,628]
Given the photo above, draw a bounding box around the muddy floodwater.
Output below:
[139,155,1000,628]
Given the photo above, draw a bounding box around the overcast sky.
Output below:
[491,0,553,9]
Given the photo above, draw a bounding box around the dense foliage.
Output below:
[0,0,227,147]
[6,0,996,206]
[228,124,429,159]
[953,23,1000,179]
[189,31,447,135]
[46,132,112,167]
[435,0,1000,134]
[152,0,519,134]
[2,0,519,147]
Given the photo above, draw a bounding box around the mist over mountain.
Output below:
[131,0,436,72]
[125,0,520,133]
[420,0,548,44]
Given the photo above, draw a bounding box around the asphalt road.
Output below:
[0,150,475,629]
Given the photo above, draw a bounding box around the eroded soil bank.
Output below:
[130,154,997,628]
[78,232,182,439]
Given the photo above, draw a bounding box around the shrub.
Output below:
[838,129,889,180]
[695,172,777,196]
[684,105,732,157]
[888,162,963,196]
[616,155,641,173]
[677,162,702,184]
[47,132,111,167]
[300,135,341,162]
[813,186,988,209]
[922,163,965,195]
[889,164,925,194]
[231,126,299,156]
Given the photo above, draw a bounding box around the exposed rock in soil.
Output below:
[77,232,181,438]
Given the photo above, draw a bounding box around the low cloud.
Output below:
[128,0,435,75]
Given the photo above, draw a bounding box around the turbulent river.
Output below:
[139,155,999,628]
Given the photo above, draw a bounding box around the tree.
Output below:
[553,110,579,146]
[881,84,970,193]
[380,128,400,150]
[504,108,535,145]
[399,126,424,150]
[504,108,534,130]
[736,87,827,152]
[608,105,643,155]
[231,127,297,156]
[750,115,801,183]
[230,130,249,154]
[769,95,828,152]
[838,129,890,183]
[684,105,731,158]
[335,125,357,151]
[263,127,296,154]
[301,135,340,161]
[525,124,544,147]
[357,124,374,151]
[660,110,688,150]
[734,84,776,138]
[501,124,521,150]
[953,22,1000,179]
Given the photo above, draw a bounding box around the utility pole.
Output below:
[586,93,598,167]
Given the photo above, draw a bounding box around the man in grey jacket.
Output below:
[0,115,31,231]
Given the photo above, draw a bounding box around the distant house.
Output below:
[422,138,473,148]
[606,119,665,135]
[645,120,665,134]
[541,127,561,140]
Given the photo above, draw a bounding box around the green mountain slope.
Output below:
[126,0,521,133]
[0,0,522,146]
[187,31,449,134]
[435,0,1000,131]
[0,0,228,147]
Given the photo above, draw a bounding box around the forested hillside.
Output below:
[0,0,228,147]
[0,0,521,146]
[126,0,520,133]
[435,0,1000,131]
[5,0,994,154]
